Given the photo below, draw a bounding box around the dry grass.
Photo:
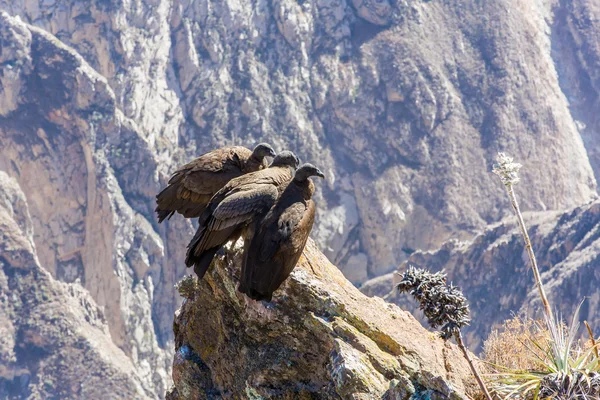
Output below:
[482,316,552,372]
[483,316,598,373]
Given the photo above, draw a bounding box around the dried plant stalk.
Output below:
[456,332,493,400]
[493,153,553,323]
[585,320,599,359]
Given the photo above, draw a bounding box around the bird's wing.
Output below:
[210,185,279,231]
[287,199,316,253]
[174,147,248,174]
[188,166,291,253]
[191,183,279,255]
[177,147,250,195]
[156,148,252,221]
[241,199,316,300]
[266,200,315,290]
[256,200,308,262]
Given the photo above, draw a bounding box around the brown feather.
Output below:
[239,178,317,301]
[156,146,269,223]
[185,164,293,275]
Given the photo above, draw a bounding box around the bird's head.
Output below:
[252,143,277,159]
[294,163,325,182]
[271,151,300,169]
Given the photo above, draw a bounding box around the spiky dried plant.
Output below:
[397,267,492,400]
[397,267,470,340]
[539,371,600,399]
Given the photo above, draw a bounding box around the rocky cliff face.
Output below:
[2,0,599,285]
[0,171,153,399]
[168,238,477,399]
[0,13,180,396]
[363,198,600,351]
[2,0,600,397]
[552,1,600,180]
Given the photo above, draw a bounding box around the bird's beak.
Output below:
[316,169,325,179]
[267,148,277,158]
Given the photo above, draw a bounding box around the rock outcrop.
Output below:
[0,171,152,399]
[364,198,600,351]
[168,239,477,399]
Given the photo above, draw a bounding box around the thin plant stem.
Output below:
[504,184,553,323]
[585,321,599,359]
[455,332,493,400]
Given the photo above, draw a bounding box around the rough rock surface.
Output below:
[0,171,152,399]
[168,238,477,399]
[364,198,600,351]
[552,1,600,182]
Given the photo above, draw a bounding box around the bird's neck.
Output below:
[291,178,314,199]
[245,155,264,171]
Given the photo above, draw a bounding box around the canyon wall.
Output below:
[2,0,600,397]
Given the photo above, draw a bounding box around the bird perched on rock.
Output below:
[155,143,276,223]
[239,163,324,302]
[185,151,300,279]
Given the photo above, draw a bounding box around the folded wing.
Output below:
[155,146,252,222]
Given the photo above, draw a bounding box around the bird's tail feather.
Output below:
[185,226,206,267]
[245,287,272,302]
[192,247,220,279]
[156,182,185,223]
[156,209,175,223]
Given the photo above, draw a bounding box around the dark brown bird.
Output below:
[155,143,276,223]
[238,163,324,302]
[185,151,300,279]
